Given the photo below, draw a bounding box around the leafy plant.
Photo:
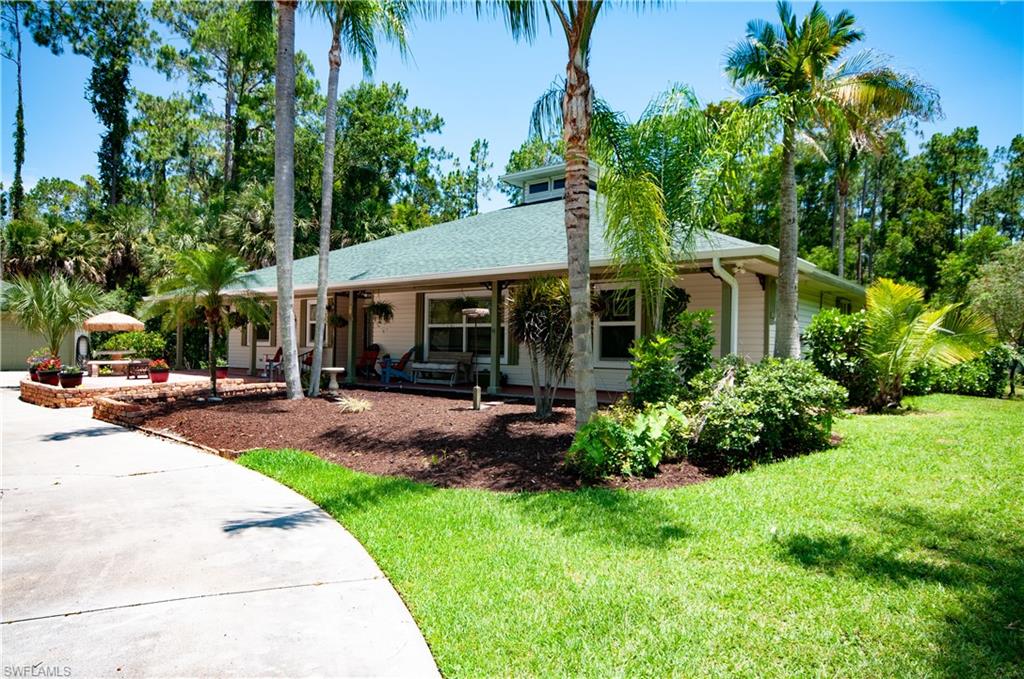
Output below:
[864,278,994,411]
[932,344,1015,398]
[566,402,687,480]
[60,366,83,376]
[671,310,716,386]
[149,358,170,371]
[26,346,53,366]
[36,357,62,372]
[367,301,395,324]
[507,277,572,418]
[628,335,679,406]
[334,395,372,413]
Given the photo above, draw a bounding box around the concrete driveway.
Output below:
[0,373,437,677]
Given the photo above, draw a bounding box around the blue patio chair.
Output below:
[380,348,415,384]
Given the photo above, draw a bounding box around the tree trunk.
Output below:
[223,59,235,189]
[563,42,598,429]
[274,0,302,399]
[207,320,218,398]
[175,315,184,370]
[11,2,25,220]
[309,28,342,397]
[774,120,801,358]
[836,172,848,279]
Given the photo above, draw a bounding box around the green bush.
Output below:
[688,358,847,472]
[628,335,679,406]
[566,402,687,480]
[932,344,1013,397]
[100,331,167,359]
[671,309,716,385]
[803,309,875,406]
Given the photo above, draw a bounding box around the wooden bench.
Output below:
[409,351,474,386]
[87,359,132,377]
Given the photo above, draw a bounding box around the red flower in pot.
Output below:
[36,357,62,386]
[149,359,171,383]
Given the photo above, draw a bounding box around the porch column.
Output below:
[488,280,501,395]
[248,322,258,376]
[346,291,357,384]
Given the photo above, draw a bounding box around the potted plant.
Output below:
[367,301,395,324]
[36,357,62,386]
[26,347,50,382]
[148,358,171,383]
[201,358,230,379]
[59,366,84,389]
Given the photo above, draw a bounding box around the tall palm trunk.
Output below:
[564,41,598,428]
[309,28,342,397]
[273,0,302,399]
[11,2,25,219]
[834,162,848,278]
[207,314,218,398]
[774,120,801,358]
[223,60,235,189]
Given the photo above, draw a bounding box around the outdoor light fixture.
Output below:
[461,307,490,410]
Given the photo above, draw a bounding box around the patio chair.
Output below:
[356,344,381,379]
[263,347,283,380]
[379,348,415,384]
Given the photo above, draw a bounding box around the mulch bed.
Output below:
[141,388,714,492]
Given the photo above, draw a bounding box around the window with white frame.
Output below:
[305,299,320,346]
[426,293,506,360]
[594,287,638,362]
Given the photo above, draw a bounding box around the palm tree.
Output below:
[1,273,103,359]
[485,0,627,429]
[591,88,775,331]
[725,1,865,357]
[807,54,939,277]
[307,0,411,397]
[149,249,267,399]
[274,0,302,399]
[864,278,993,411]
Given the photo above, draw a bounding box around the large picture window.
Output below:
[595,288,638,363]
[426,294,506,360]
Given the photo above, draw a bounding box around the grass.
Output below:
[239,394,1024,678]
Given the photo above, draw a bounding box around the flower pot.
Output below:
[215,367,228,379]
[29,366,39,382]
[150,369,170,383]
[37,370,60,386]
[59,373,83,389]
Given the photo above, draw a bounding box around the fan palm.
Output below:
[725,0,865,357]
[484,0,659,428]
[806,53,939,277]
[306,0,411,397]
[864,278,993,411]
[2,273,103,358]
[149,249,267,398]
[591,87,776,331]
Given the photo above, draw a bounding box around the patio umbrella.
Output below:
[81,311,146,332]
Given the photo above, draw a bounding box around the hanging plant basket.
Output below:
[367,301,395,324]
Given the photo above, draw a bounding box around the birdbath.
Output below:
[461,307,490,410]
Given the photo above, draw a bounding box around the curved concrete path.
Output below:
[0,373,437,677]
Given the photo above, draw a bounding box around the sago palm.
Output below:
[150,249,267,399]
[864,278,993,411]
[725,0,864,358]
[307,0,411,396]
[2,273,104,359]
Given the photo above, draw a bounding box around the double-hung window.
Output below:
[305,299,320,346]
[426,294,506,360]
[594,288,639,363]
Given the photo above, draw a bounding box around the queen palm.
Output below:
[726,1,866,357]
[808,55,939,277]
[486,0,634,429]
[149,249,267,399]
[307,0,411,397]
[2,273,103,359]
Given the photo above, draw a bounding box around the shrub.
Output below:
[671,309,715,385]
[628,335,679,406]
[803,308,875,406]
[101,331,167,359]
[932,344,1013,397]
[334,395,372,413]
[688,358,846,472]
[566,402,687,480]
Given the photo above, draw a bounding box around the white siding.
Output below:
[736,272,766,361]
[371,291,417,358]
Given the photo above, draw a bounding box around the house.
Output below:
[0,281,80,370]
[223,163,864,393]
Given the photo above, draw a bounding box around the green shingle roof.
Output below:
[231,198,763,292]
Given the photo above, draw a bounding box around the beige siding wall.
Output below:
[1,316,77,370]
[674,272,723,357]
[736,272,767,361]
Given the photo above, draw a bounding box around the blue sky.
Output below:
[3,1,1022,212]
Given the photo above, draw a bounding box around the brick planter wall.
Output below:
[18,378,267,409]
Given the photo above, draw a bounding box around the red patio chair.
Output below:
[263,347,283,380]
[356,344,381,379]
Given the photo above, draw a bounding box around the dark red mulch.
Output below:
[141,389,715,492]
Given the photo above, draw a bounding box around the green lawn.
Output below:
[240,394,1024,678]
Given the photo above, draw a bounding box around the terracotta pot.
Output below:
[215,367,228,379]
[150,369,170,383]
[59,372,83,389]
[37,370,60,386]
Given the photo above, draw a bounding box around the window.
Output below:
[552,177,565,190]
[528,181,549,195]
[595,288,638,362]
[255,324,271,345]
[426,294,506,360]
[836,297,852,314]
[305,299,320,346]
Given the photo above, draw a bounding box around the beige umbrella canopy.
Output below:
[82,311,145,332]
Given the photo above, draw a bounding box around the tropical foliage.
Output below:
[506,277,572,418]
[1,274,103,358]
